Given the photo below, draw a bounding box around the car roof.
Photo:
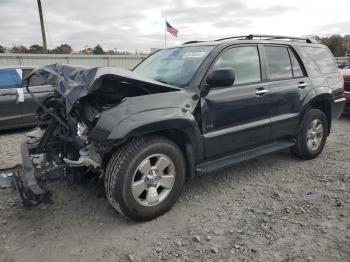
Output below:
[0,66,37,70]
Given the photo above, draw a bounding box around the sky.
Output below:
[0,0,349,52]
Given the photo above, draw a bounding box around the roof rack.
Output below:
[215,34,319,43]
[182,40,205,45]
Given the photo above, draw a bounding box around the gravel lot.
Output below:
[0,116,349,262]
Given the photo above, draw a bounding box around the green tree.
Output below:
[28,44,44,54]
[92,44,104,55]
[105,49,116,55]
[325,35,344,56]
[9,45,29,53]
[314,35,348,56]
[50,44,73,54]
[343,35,350,55]
[0,45,5,53]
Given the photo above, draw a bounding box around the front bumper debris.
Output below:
[0,166,17,189]
[16,142,52,206]
[0,142,51,206]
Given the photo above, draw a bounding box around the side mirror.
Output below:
[206,67,235,87]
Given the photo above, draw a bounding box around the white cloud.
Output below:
[0,0,349,51]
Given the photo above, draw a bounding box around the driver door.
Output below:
[201,44,272,159]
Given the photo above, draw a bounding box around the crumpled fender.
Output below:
[112,107,203,159]
[89,90,204,161]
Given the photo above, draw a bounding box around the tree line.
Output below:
[0,44,136,55]
[315,35,350,56]
[0,34,349,56]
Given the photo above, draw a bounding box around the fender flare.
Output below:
[107,107,205,162]
[298,87,333,133]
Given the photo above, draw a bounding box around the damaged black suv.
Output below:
[6,35,345,221]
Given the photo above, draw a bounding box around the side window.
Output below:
[0,69,22,89]
[22,68,49,87]
[22,69,32,79]
[288,49,304,78]
[212,46,261,85]
[265,46,293,80]
[28,75,48,87]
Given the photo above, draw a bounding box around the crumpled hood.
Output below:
[25,64,180,113]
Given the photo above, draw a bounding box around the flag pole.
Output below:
[164,18,167,48]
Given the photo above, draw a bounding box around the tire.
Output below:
[292,109,329,160]
[104,136,186,221]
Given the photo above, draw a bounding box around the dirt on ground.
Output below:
[0,116,349,262]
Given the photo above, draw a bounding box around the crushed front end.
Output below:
[1,64,181,206]
[8,95,103,206]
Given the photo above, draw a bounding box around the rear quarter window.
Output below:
[300,47,337,75]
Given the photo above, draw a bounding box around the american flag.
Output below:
[166,20,178,37]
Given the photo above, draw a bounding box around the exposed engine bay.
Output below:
[1,64,189,206]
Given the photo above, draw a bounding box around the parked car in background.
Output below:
[338,62,350,69]
[340,68,350,113]
[0,66,53,131]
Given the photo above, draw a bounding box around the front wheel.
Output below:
[105,136,186,221]
[292,109,329,160]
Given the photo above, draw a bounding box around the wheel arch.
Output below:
[101,109,204,178]
[300,91,333,135]
[309,98,332,134]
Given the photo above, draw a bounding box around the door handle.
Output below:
[255,89,268,96]
[298,81,308,89]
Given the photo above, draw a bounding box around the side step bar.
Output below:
[195,141,295,176]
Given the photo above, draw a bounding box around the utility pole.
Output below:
[37,0,47,53]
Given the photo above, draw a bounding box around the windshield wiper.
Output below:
[155,79,168,84]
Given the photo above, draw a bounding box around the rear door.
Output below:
[0,69,24,130]
[263,45,310,139]
[202,44,272,158]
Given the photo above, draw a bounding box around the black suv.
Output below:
[5,35,345,221]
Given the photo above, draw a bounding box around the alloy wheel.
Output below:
[131,154,176,206]
[306,119,324,152]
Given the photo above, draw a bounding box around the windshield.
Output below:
[133,46,214,88]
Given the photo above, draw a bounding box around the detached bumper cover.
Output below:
[14,143,51,206]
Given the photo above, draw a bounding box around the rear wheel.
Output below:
[105,136,186,221]
[292,109,328,160]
